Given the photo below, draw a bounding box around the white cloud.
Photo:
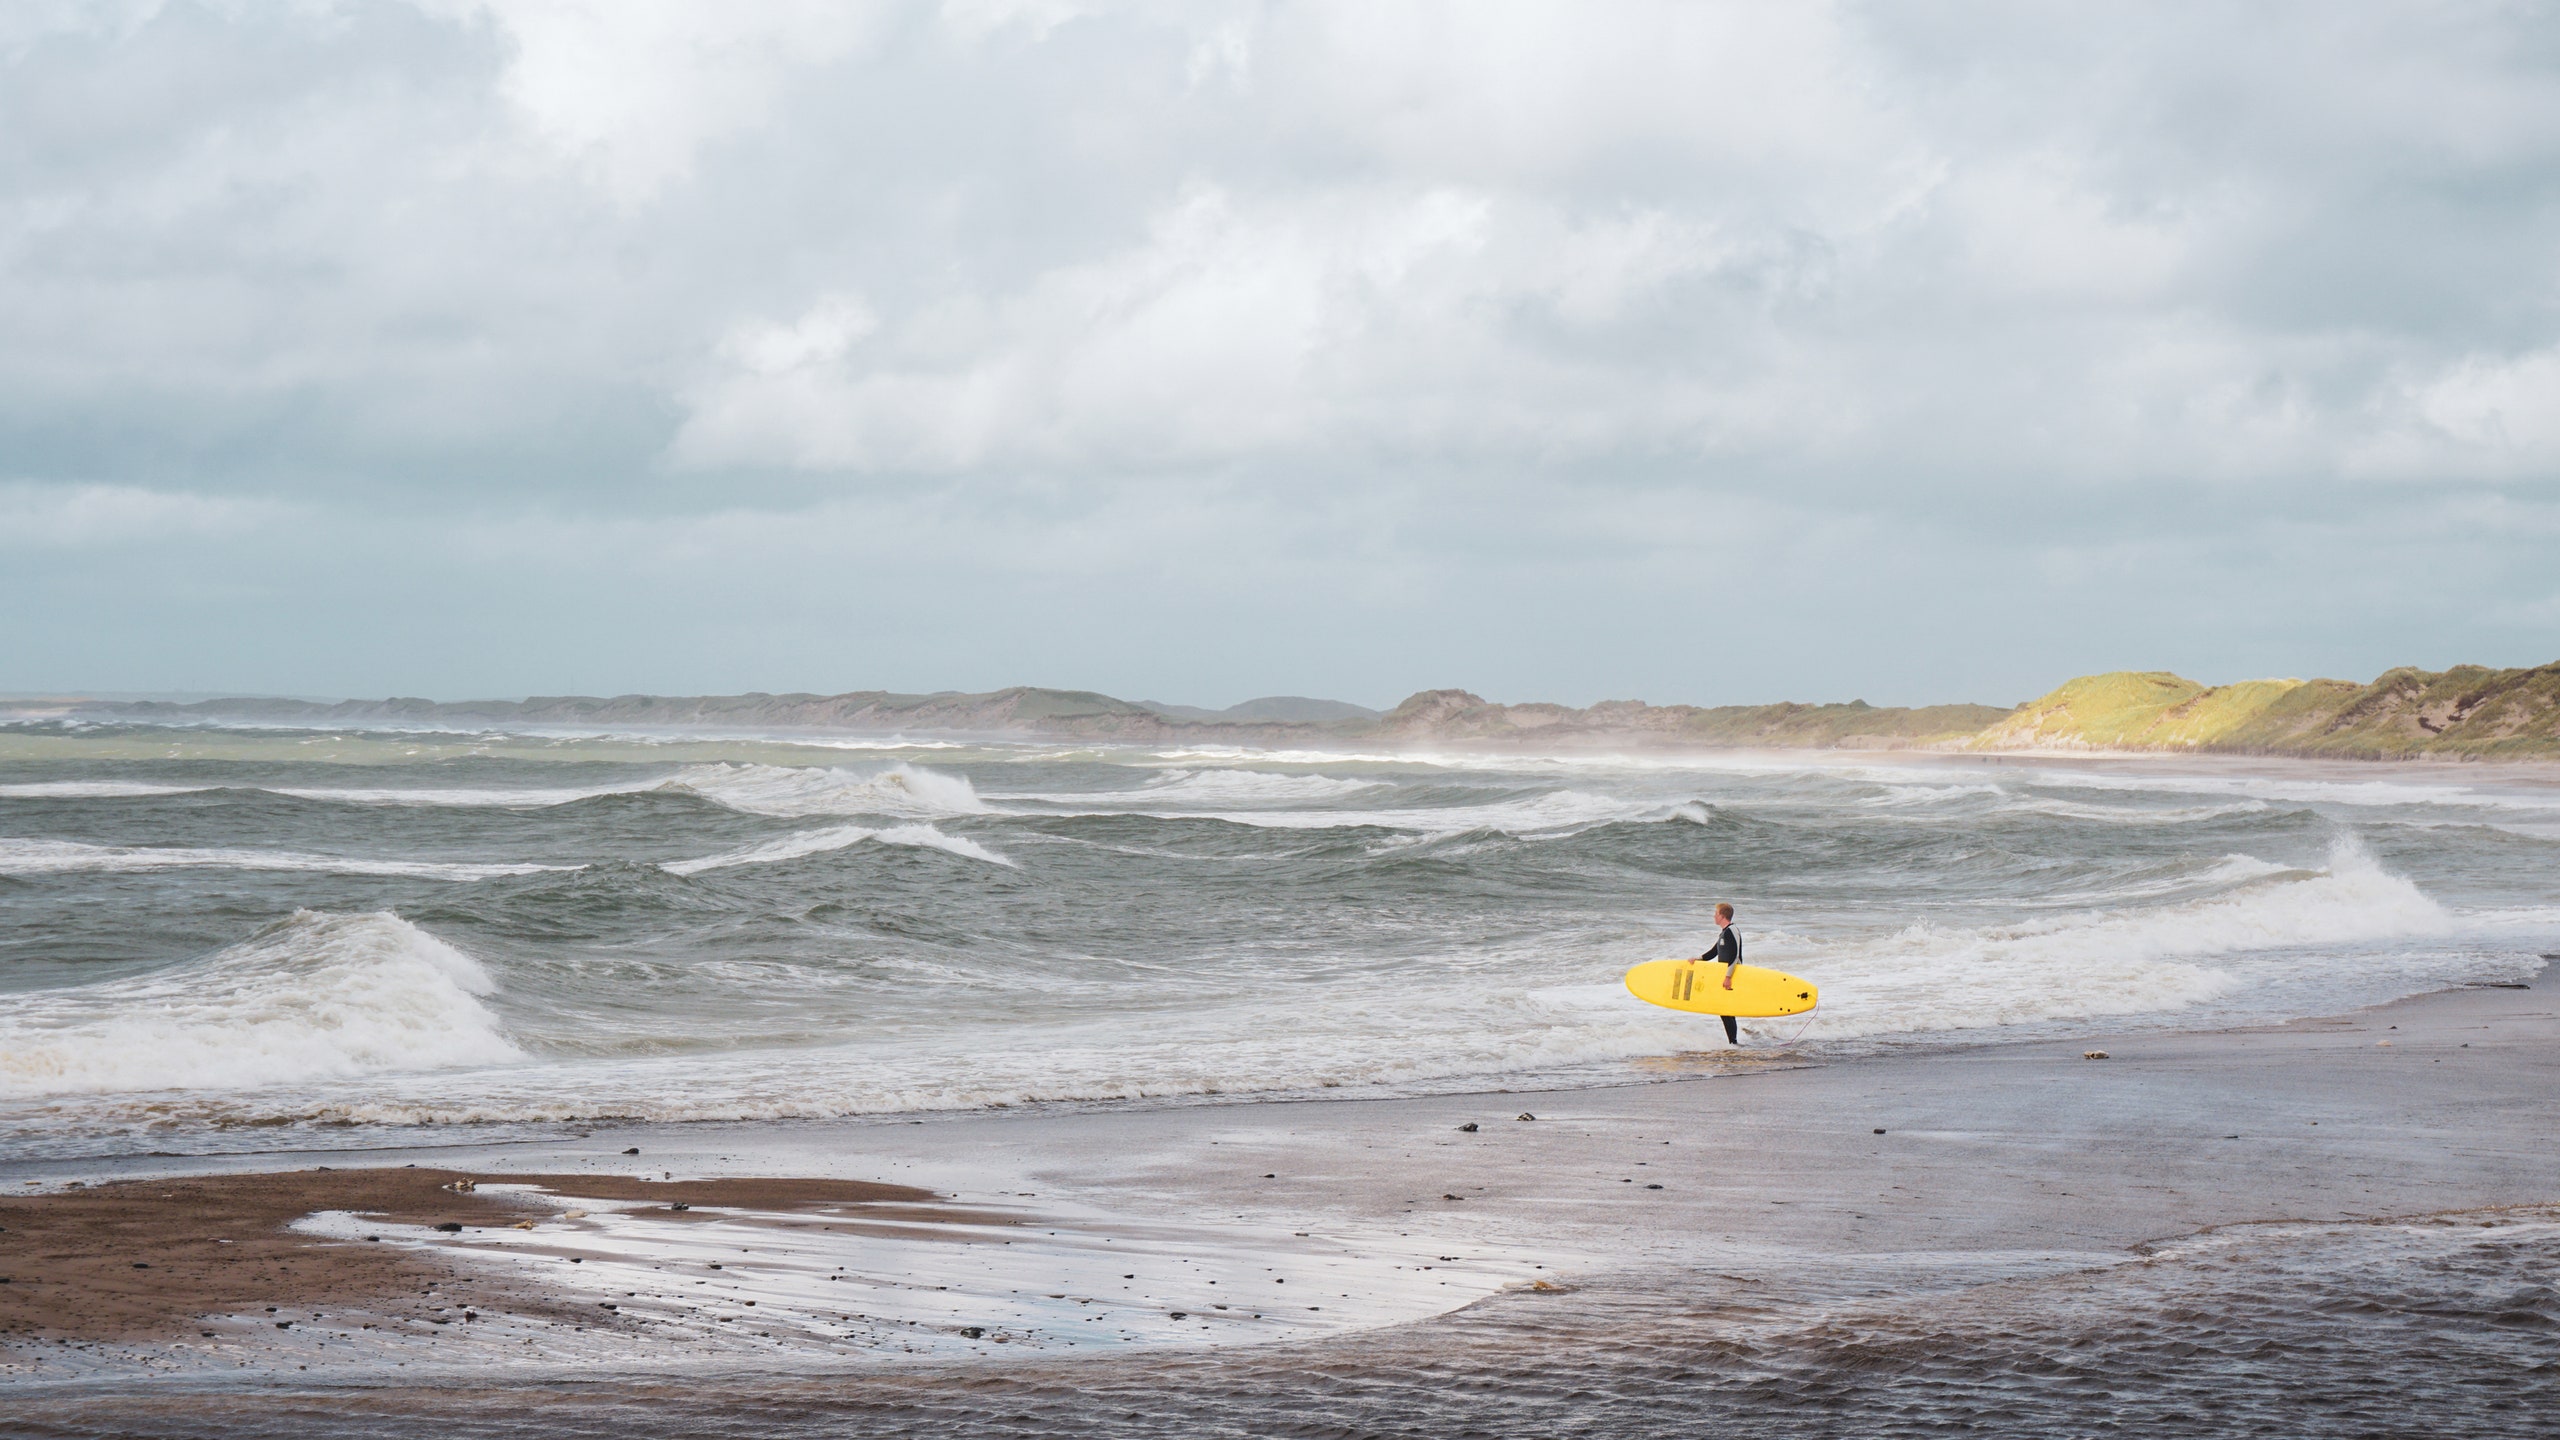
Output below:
[420,0,888,201]
[672,183,1849,473]
[2410,346,2560,458]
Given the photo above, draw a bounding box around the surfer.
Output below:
[1694,902,1742,1044]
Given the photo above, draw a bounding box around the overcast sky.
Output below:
[5,1,2558,709]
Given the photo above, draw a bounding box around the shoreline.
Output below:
[8,971,2552,1381]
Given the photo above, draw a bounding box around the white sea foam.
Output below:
[660,762,991,818]
[0,910,522,1098]
[0,837,570,880]
[0,781,215,799]
[1133,769,1384,805]
[1783,836,2448,1040]
[1010,781,1693,836]
[664,824,1014,874]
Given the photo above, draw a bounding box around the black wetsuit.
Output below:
[1698,924,1741,1044]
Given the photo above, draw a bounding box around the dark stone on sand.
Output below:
[1517,1113,1535,1121]
[434,1222,463,1233]
[1874,1128,1886,1134]
[274,1321,291,1329]
[131,1262,148,1268]
[1168,1312,1186,1320]
[959,1326,984,1338]
[669,1202,690,1211]
[598,1302,617,1310]
[1646,1183,1663,1190]
[1442,1193,1464,1201]
[623,1148,640,1155]
[1457,1122,1478,1132]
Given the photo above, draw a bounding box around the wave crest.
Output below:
[0,910,522,1098]
[664,824,1013,874]
[658,762,990,818]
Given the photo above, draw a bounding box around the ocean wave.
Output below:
[266,783,645,807]
[0,778,655,808]
[657,762,990,818]
[0,837,572,881]
[0,910,522,1098]
[0,781,216,799]
[663,823,1014,874]
[2021,769,2560,813]
[1857,781,2010,809]
[1129,769,1384,805]
[0,837,2501,1131]
[2001,797,2275,824]
[1014,783,1700,836]
[1783,836,2446,1039]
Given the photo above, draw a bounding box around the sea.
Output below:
[2,718,2554,1156]
[5,717,2559,1436]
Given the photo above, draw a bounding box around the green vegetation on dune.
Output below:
[1978,662,2560,759]
[1974,671,2207,749]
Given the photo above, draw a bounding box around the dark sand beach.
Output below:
[8,972,2553,1436]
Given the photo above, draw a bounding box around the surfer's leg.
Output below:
[1721,1014,1739,1045]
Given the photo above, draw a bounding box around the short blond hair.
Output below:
[1715,902,1734,921]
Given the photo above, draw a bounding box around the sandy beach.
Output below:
[8,970,2553,1434]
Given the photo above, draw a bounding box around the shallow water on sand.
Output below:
[3,721,2557,1157]
[16,1207,2556,1437]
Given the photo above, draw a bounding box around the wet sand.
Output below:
[0,1171,950,1344]
[4,972,2554,1414]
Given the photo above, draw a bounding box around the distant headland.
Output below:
[17,660,2560,761]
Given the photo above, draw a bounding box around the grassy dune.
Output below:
[1974,663,2560,760]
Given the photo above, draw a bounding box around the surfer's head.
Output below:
[1715,902,1734,923]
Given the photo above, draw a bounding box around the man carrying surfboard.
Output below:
[1693,902,1742,1044]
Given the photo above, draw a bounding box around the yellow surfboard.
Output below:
[1624,959,1819,1018]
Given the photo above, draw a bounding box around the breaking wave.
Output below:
[664,824,1014,874]
[1790,836,2449,1039]
[658,762,991,818]
[0,910,521,1098]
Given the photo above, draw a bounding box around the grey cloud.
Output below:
[3,0,2557,701]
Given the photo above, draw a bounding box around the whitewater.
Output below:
[1,720,2555,1156]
